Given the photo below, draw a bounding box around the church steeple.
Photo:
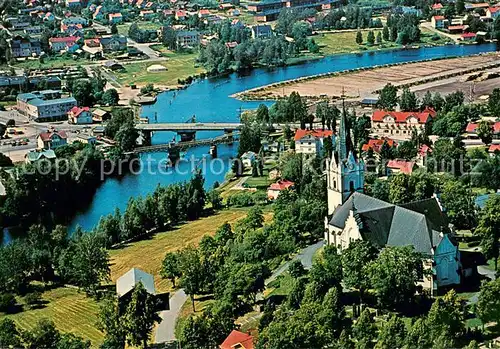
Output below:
[326,88,365,215]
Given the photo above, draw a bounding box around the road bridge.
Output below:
[135,122,243,132]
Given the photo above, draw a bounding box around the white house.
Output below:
[294,129,333,155]
[241,151,257,168]
[116,268,156,298]
[267,180,294,200]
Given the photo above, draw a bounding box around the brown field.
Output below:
[242,53,500,100]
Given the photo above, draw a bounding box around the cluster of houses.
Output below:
[431,1,500,40]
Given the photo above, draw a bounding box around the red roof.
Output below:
[494,122,500,133]
[220,330,254,349]
[361,138,397,153]
[432,3,443,9]
[225,41,238,48]
[199,9,210,14]
[387,159,415,174]
[448,25,464,30]
[371,110,434,124]
[268,180,294,191]
[69,106,90,117]
[419,144,432,156]
[433,15,445,20]
[176,10,186,17]
[489,6,500,13]
[49,36,78,43]
[461,32,476,38]
[294,129,334,141]
[38,130,68,141]
[467,121,500,134]
[471,2,489,8]
[489,144,500,153]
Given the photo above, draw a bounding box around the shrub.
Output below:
[0,293,16,313]
[24,291,42,308]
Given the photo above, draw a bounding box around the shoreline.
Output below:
[230,49,500,101]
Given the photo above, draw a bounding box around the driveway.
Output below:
[155,289,188,343]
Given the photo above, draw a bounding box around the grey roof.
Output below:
[329,192,449,255]
[28,97,76,107]
[100,36,127,46]
[116,268,156,297]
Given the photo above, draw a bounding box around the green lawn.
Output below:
[314,30,399,56]
[420,27,454,45]
[245,174,271,189]
[116,22,163,36]
[0,287,104,347]
[112,51,205,87]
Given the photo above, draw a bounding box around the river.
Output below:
[68,43,498,232]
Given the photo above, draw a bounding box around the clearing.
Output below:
[112,51,205,88]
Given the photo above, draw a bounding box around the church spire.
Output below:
[338,87,348,161]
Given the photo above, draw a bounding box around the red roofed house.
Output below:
[371,108,435,140]
[219,330,254,349]
[109,13,123,24]
[361,138,397,154]
[267,180,294,200]
[68,106,92,124]
[37,130,68,149]
[447,25,465,33]
[432,3,443,11]
[294,129,334,155]
[49,36,79,53]
[387,159,416,175]
[417,144,432,166]
[431,15,446,28]
[461,32,476,41]
[175,10,186,20]
[466,121,500,139]
[488,144,500,156]
[198,9,211,18]
[225,41,238,49]
[487,6,500,18]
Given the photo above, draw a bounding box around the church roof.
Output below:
[329,192,449,255]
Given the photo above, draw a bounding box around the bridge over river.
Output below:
[135,122,243,132]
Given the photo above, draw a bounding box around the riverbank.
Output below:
[232,51,500,100]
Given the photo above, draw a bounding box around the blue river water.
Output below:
[65,43,498,232]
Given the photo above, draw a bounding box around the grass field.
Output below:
[1,287,104,346]
[112,51,205,87]
[12,56,87,69]
[314,30,399,56]
[116,22,163,36]
[109,208,273,294]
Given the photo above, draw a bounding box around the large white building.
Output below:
[370,108,435,140]
[295,129,333,155]
[325,108,461,294]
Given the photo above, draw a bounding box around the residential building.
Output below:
[370,109,435,140]
[175,30,200,48]
[24,26,43,35]
[387,159,416,175]
[37,130,68,149]
[68,106,92,124]
[17,91,77,121]
[488,144,500,156]
[325,112,460,294]
[361,138,397,156]
[100,36,128,52]
[248,0,338,22]
[61,23,84,36]
[108,13,123,24]
[25,149,56,164]
[93,5,104,20]
[460,32,476,41]
[140,10,155,19]
[219,330,254,349]
[417,144,432,166]
[116,268,156,298]
[9,36,42,58]
[251,24,273,39]
[66,0,81,8]
[175,10,187,20]
[241,151,257,168]
[431,15,445,28]
[294,129,333,155]
[62,16,88,26]
[43,12,55,21]
[267,180,294,200]
[49,36,79,53]
[465,121,500,139]
[431,3,443,11]
[487,6,500,18]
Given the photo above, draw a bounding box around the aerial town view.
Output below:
[1,0,500,347]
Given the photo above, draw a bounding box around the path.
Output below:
[467,265,496,305]
[420,21,461,43]
[266,240,324,286]
[155,289,188,343]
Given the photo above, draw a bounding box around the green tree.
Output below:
[440,179,476,229]
[426,290,465,343]
[288,260,306,279]
[376,32,382,44]
[161,252,181,288]
[399,87,418,111]
[368,246,423,309]
[476,195,500,270]
[366,31,375,45]
[375,315,406,349]
[256,104,270,123]
[353,309,376,345]
[342,240,377,302]
[456,0,465,14]
[0,318,21,347]
[56,333,91,349]
[123,283,161,349]
[97,298,125,349]
[377,83,398,111]
[110,23,118,35]
[309,244,343,294]
[477,120,493,144]
[178,246,205,311]
[405,318,431,349]
[102,89,119,106]
[22,318,60,349]
[476,278,500,326]
[382,26,390,41]
[489,88,500,117]
[356,31,363,44]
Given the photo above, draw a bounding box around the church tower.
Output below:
[326,99,365,215]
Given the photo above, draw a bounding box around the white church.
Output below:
[324,111,461,294]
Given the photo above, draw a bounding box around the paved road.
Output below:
[467,265,496,305]
[266,240,325,286]
[155,289,188,343]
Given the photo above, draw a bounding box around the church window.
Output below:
[333,180,337,189]
[349,181,355,193]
